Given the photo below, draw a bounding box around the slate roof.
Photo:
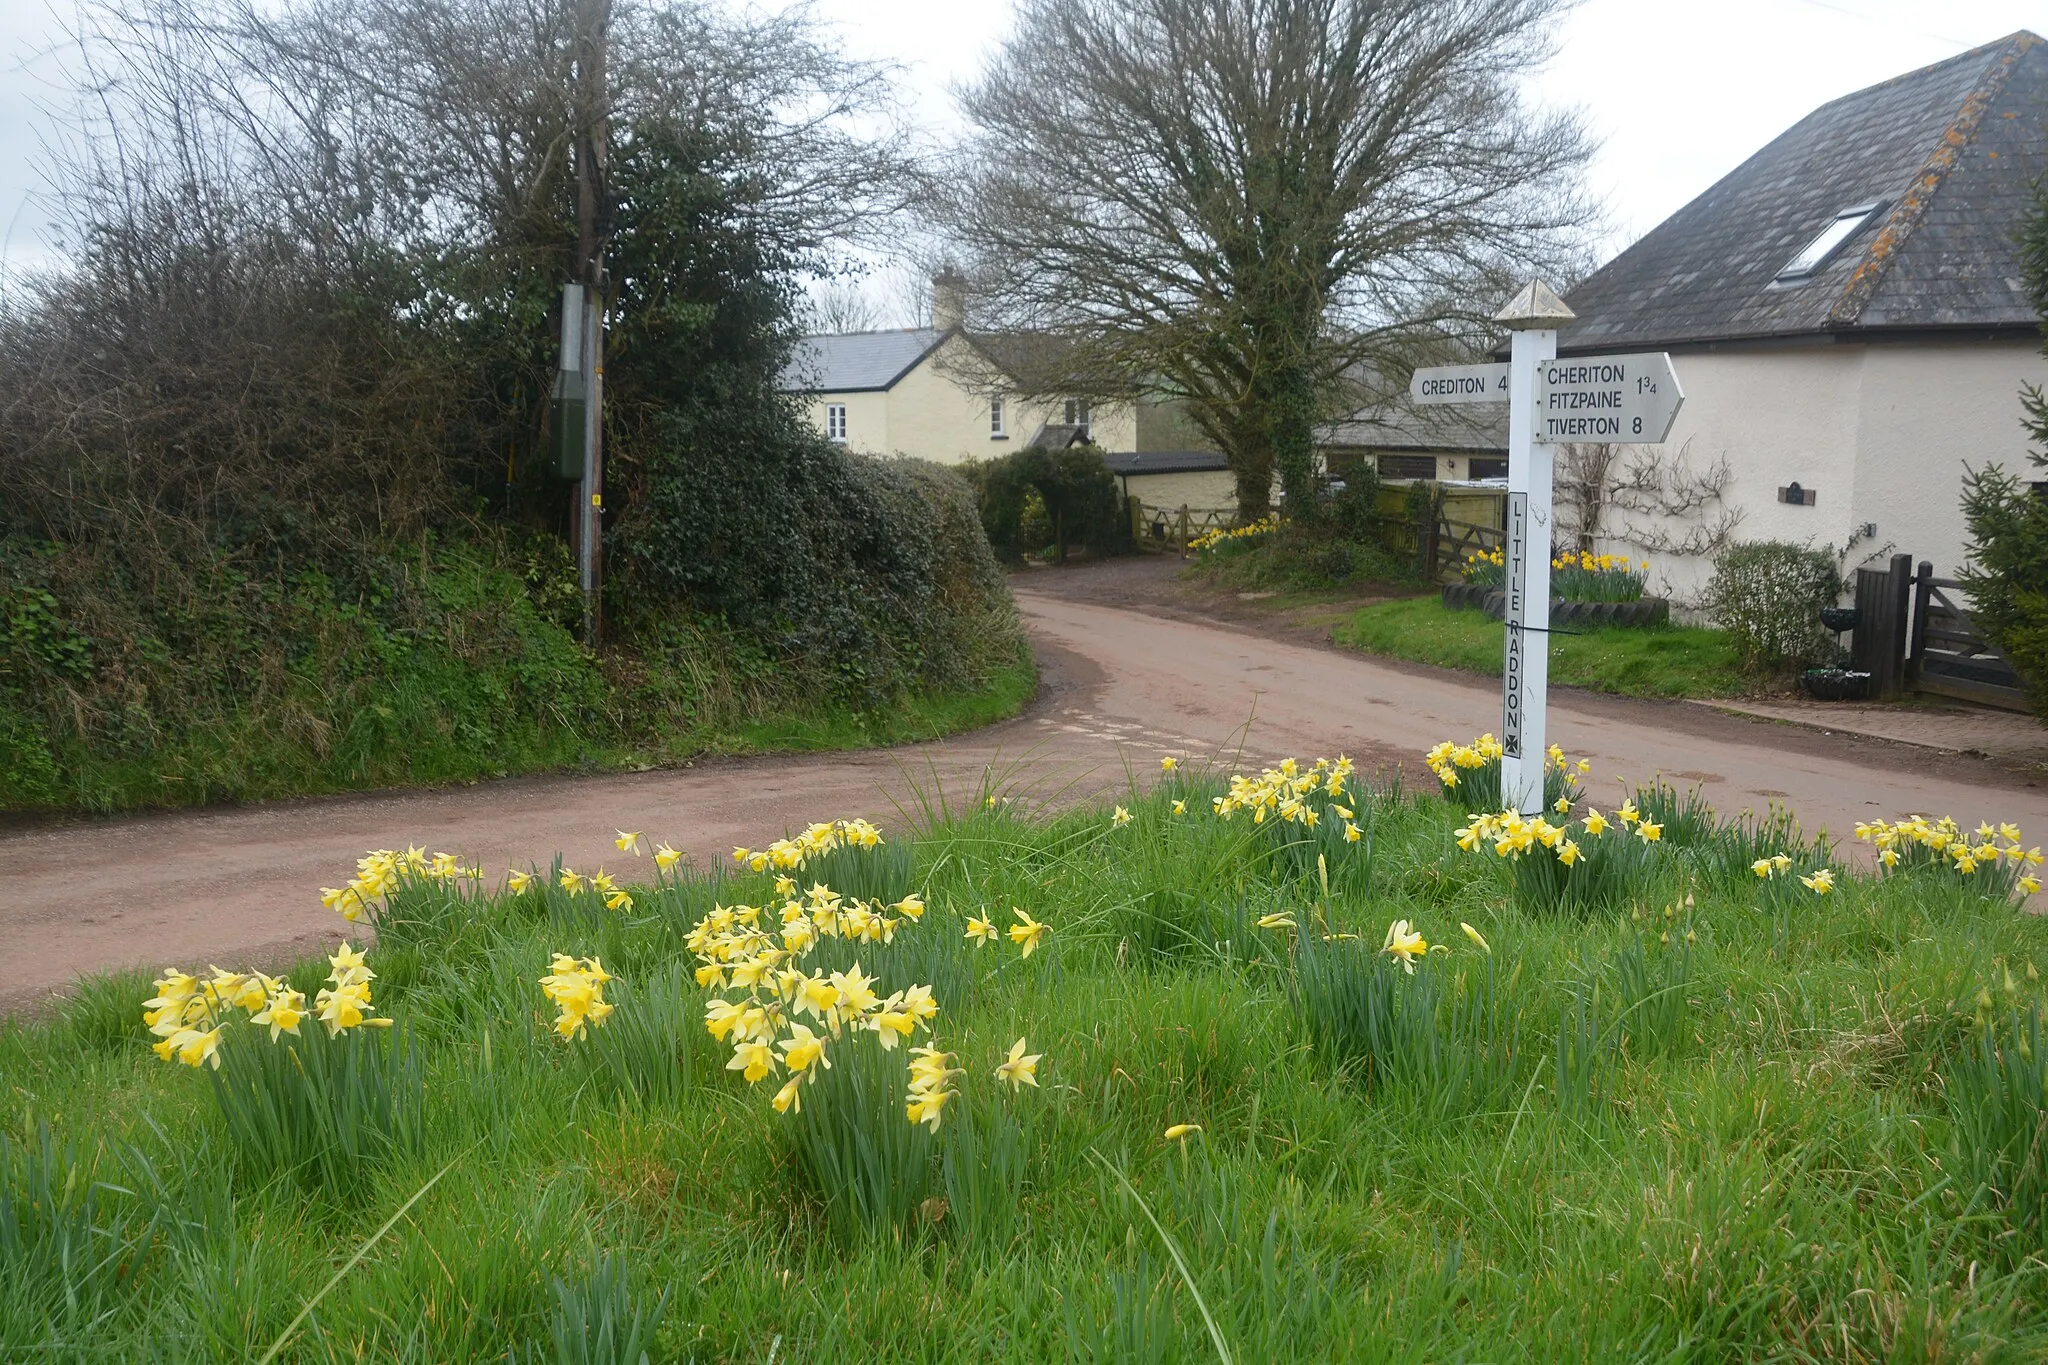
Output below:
[779,328,946,392]
[1321,400,1508,454]
[1558,31,2047,354]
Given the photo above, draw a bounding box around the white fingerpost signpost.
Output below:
[1408,281,1686,815]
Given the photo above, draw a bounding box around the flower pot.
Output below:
[1799,668,1871,702]
[1819,606,1859,633]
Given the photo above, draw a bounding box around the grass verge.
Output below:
[1337,596,1746,699]
[7,746,2048,1359]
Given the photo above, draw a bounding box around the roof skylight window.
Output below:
[1774,202,1885,284]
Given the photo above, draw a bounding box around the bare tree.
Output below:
[945,0,1594,517]
[802,279,888,334]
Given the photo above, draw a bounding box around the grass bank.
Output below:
[9,746,2048,1359]
[2,532,1033,817]
[1338,595,1746,699]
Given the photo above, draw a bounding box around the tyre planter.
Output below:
[1441,583,1496,612]
[1800,668,1871,702]
[1474,594,1670,628]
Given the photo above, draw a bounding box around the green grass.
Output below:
[7,754,2048,1361]
[1338,596,1747,699]
[730,659,1037,754]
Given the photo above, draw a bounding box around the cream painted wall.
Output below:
[1122,470,1239,511]
[1851,341,2042,583]
[796,334,1137,465]
[1580,344,2006,607]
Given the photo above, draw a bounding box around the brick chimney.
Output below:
[932,268,967,331]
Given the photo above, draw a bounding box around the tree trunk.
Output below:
[1264,357,1318,521]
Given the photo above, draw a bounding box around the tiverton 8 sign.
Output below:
[1531,353,1684,443]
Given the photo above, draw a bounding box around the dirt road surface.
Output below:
[5,559,2043,1014]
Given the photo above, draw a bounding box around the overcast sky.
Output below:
[2,0,2041,291]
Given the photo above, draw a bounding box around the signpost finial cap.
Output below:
[1495,280,1575,330]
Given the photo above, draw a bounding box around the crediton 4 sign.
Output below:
[1409,362,1509,404]
[1530,353,1684,443]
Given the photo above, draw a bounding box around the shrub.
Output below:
[1185,520,1407,593]
[1957,178,2048,718]
[1959,462,2048,718]
[970,445,1123,561]
[1702,540,1845,671]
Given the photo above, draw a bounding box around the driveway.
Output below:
[3,559,2043,1013]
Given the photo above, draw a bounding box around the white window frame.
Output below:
[1775,201,1885,284]
[1064,398,1092,438]
[990,398,1007,438]
[825,403,847,443]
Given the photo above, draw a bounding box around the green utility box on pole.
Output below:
[548,369,587,481]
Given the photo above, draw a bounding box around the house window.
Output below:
[1775,201,1885,283]
[990,398,1007,438]
[1469,457,1507,480]
[1377,453,1438,480]
[825,403,847,443]
[1063,398,1091,438]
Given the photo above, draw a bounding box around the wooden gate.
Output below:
[1908,562,2029,710]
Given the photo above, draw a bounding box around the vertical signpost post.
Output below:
[1494,282,1571,815]
[1411,281,1684,815]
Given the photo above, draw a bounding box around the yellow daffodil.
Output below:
[994,1037,1041,1090]
[1172,799,1188,815]
[728,1040,778,1084]
[1255,912,1296,930]
[1635,820,1663,843]
[771,1076,804,1115]
[1616,801,1639,826]
[654,843,683,873]
[250,990,306,1041]
[1557,839,1581,867]
[616,830,644,856]
[1164,1123,1201,1140]
[1460,922,1490,954]
[560,868,586,894]
[1751,858,1773,878]
[1553,795,1572,814]
[906,1086,953,1131]
[1382,919,1428,973]
[1800,868,1835,895]
[507,869,533,894]
[1009,909,1050,957]
[780,1024,829,1075]
[2022,875,2041,896]
[1112,806,1132,828]
[1583,810,1609,837]
[964,916,997,947]
[1161,756,1178,772]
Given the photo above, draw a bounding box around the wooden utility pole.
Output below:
[571,0,611,647]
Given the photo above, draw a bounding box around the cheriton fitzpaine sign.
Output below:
[1409,290,1684,812]
[1532,353,1683,443]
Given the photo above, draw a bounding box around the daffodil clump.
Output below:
[1454,797,1662,913]
[539,955,614,1040]
[1211,755,1361,839]
[1187,513,1280,554]
[143,943,389,1070]
[1461,547,1505,587]
[1550,550,1648,603]
[730,817,885,875]
[321,845,482,924]
[1427,735,1586,813]
[1855,816,2042,897]
[689,880,959,1122]
[1749,853,1839,897]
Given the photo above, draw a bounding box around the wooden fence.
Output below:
[1135,485,1507,581]
[1851,555,2029,711]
